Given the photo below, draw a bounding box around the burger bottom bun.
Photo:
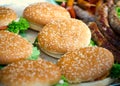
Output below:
[40,47,63,59]
[0,59,61,86]
[70,77,114,86]
[29,22,43,31]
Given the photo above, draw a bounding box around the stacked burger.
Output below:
[0,1,116,86]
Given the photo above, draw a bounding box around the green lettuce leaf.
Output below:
[54,76,69,86]
[27,47,40,60]
[89,39,96,46]
[7,17,29,35]
[110,63,120,79]
[0,65,6,69]
[116,7,120,18]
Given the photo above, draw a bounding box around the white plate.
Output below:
[70,77,114,86]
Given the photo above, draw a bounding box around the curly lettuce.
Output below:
[27,47,40,60]
[7,17,29,36]
[54,76,69,86]
[110,63,120,79]
[89,39,96,46]
[116,6,120,19]
[0,65,6,70]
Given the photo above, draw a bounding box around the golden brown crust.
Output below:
[38,18,91,58]
[0,59,61,86]
[23,2,70,31]
[57,47,114,83]
[0,30,32,64]
[0,6,17,26]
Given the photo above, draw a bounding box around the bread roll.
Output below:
[0,6,17,27]
[0,30,32,64]
[38,18,91,58]
[0,59,61,86]
[57,47,114,83]
[23,2,70,31]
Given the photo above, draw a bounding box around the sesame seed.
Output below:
[0,59,61,85]
[57,47,114,83]
[38,18,91,55]
[0,30,32,64]
[0,6,17,26]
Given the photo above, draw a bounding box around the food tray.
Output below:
[25,28,114,86]
[0,0,115,86]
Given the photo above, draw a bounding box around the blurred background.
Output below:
[0,0,55,17]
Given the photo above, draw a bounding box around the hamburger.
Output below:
[57,47,114,84]
[0,30,40,65]
[0,6,30,36]
[37,18,91,58]
[23,2,71,31]
[0,59,61,86]
[0,6,17,30]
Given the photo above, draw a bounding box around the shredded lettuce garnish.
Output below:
[110,63,120,79]
[55,0,67,4]
[33,37,38,47]
[0,65,4,69]
[0,65,6,69]
[55,0,67,2]
[116,7,120,18]
[89,39,96,46]
[7,17,29,35]
[54,76,69,86]
[27,47,40,60]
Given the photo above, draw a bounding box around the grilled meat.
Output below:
[95,4,120,49]
[108,5,120,35]
[88,22,120,63]
[73,5,95,23]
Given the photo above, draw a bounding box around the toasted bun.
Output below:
[23,2,71,31]
[57,47,114,83]
[0,6,17,27]
[0,30,32,64]
[0,59,61,86]
[38,18,91,58]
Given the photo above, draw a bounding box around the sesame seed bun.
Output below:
[23,2,71,31]
[38,18,91,58]
[0,6,17,27]
[0,30,32,64]
[57,47,114,84]
[0,59,61,86]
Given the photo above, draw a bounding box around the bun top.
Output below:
[57,47,114,83]
[0,6,17,26]
[23,2,70,26]
[0,59,61,86]
[0,30,32,64]
[38,18,91,55]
